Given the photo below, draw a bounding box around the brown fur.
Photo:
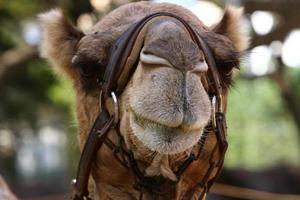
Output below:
[213,6,249,52]
[39,2,247,199]
[38,9,83,80]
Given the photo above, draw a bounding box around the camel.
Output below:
[39,1,247,199]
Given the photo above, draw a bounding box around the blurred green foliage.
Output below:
[0,59,57,127]
[288,68,300,100]
[226,77,299,169]
[1,0,39,18]
[0,0,80,185]
[0,0,79,128]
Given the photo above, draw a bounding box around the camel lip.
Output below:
[131,109,170,131]
[129,106,182,128]
[128,111,203,154]
[129,108,202,133]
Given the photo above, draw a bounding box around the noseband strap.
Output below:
[71,12,228,200]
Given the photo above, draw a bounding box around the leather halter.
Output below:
[71,12,228,200]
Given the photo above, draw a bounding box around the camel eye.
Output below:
[140,48,172,67]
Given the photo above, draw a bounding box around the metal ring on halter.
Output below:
[71,178,77,186]
[110,91,119,125]
[98,91,119,125]
[211,96,216,128]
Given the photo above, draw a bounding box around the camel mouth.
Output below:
[129,110,203,154]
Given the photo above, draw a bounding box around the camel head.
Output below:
[39,2,247,198]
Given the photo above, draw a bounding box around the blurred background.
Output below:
[0,0,300,199]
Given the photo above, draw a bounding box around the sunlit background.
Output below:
[1,0,300,199]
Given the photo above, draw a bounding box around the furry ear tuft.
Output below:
[213,6,249,52]
[38,9,84,80]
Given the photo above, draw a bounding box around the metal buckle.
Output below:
[71,178,77,186]
[211,96,216,128]
[98,91,119,125]
[111,91,119,125]
[71,179,92,200]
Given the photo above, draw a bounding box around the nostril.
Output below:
[151,74,158,82]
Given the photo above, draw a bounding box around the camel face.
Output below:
[38,3,247,146]
[39,2,248,198]
[122,20,211,154]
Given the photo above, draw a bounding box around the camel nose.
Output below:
[179,71,211,131]
[130,65,211,130]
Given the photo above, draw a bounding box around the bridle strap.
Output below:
[71,110,114,199]
[71,12,227,200]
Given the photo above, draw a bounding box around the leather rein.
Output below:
[71,12,228,200]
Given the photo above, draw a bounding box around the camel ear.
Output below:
[38,9,84,80]
[213,6,249,52]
